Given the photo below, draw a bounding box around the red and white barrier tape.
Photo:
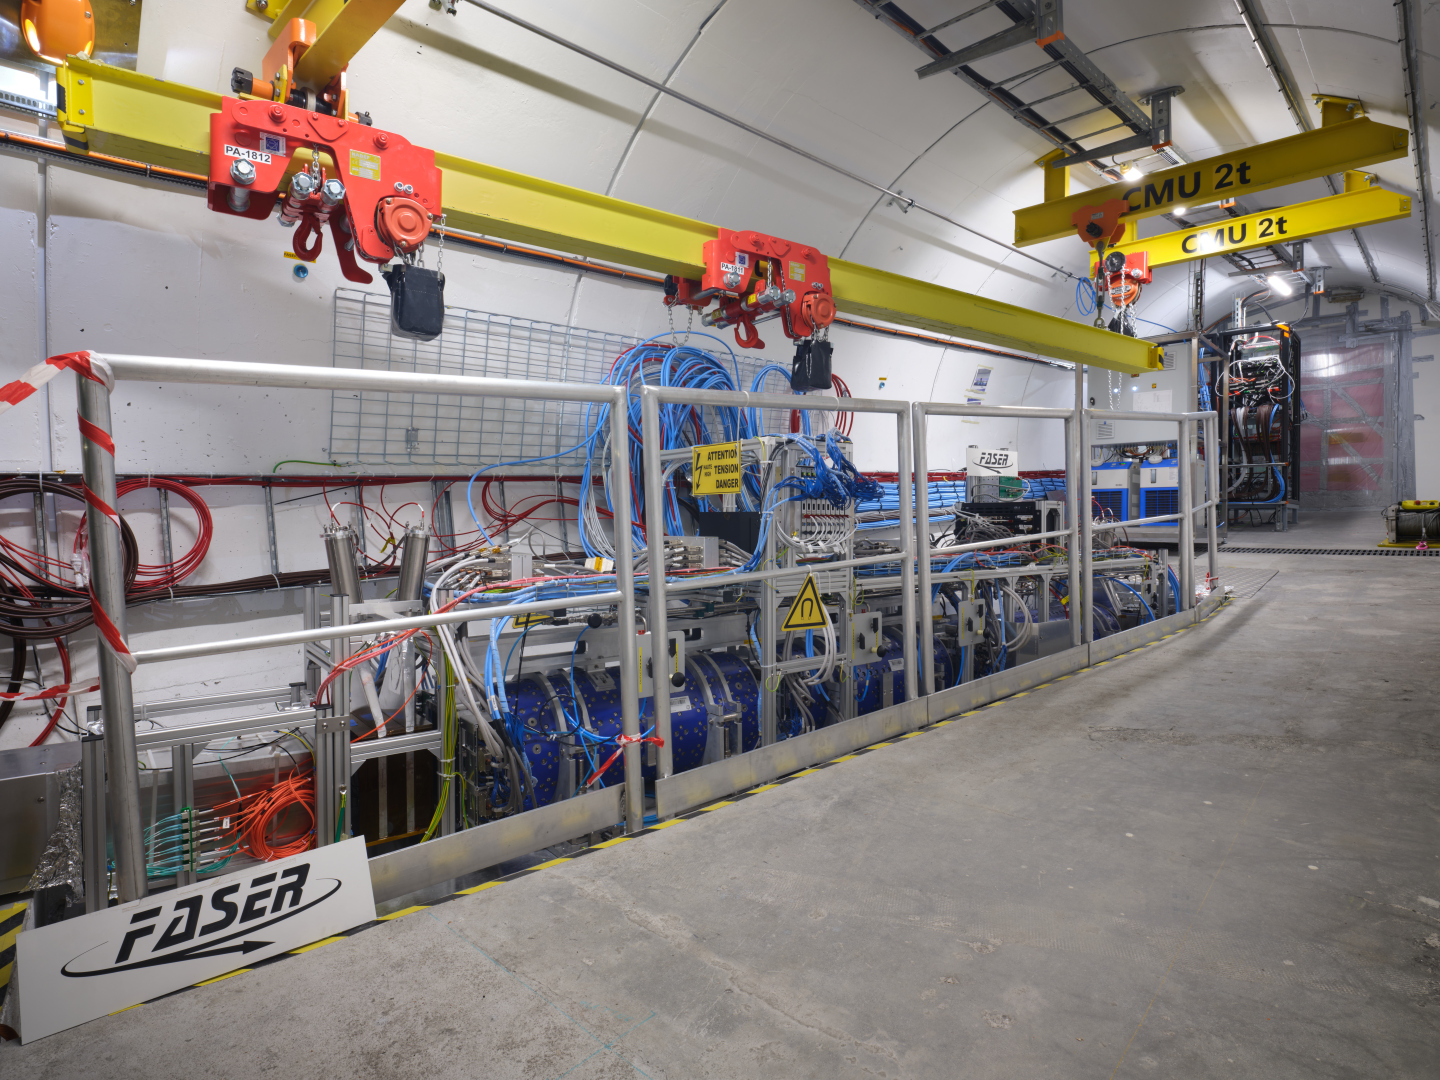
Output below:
[0,681,99,703]
[583,732,664,789]
[0,350,112,416]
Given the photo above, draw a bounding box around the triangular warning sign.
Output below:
[780,574,829,631]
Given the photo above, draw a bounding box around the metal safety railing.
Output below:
[638,384,916,782]
[913,382,1220,694]
[71,354,1222,906]
[913,403,1082,695]
[76,355,643,903]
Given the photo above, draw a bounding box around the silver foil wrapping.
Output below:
[24,764,84,907]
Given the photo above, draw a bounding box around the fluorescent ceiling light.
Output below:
[1173,206,1188,216]
[1121,163,1144,181]
[1267,275,1294,296]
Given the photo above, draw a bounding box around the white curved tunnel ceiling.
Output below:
[333,0,1440,335]
[131,0,1437,340]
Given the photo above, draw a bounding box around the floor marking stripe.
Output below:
[376,905,430,921]
[698,801,735,811]
[455,881,506,895]
[747,783,782,791]
[289,936,345,955]
[591,836,631,848]
[195,969,251,986]
[528,857,572,870]
[648,818,686,829]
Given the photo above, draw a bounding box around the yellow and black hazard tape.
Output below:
[0,897,26,1010]
[107,599,1230,1016]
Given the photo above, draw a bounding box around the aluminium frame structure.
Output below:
[75,356,642,902]
[637,384,918,792]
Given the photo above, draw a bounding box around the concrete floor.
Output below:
[5,517,1438,1078]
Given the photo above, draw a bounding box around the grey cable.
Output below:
[462,0,1076,280]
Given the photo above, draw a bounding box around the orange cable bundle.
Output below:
[214,769,317,861]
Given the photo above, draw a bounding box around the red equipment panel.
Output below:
[206,97,441,283]
[667,227,836,350]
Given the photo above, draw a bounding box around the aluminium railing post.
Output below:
[171,741,196,885]
[639,387,674,785]
[913,403,935,696]
[1064,411,1082,648]
[760,463,778,745]
[607,386,644,835]
[1178,417,1196,611]
[1076,368,1094,643]
[77,373,147,901]
[897,405,918,702]
[81,733,108,912]
[1205,413,1220,591]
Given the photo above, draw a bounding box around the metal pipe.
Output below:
[396,526,430,601]
[927,526,1074,556]
[1107,512,1184,528]
[93,354,629,403]
[1089,409,1214,422]
[912,404,934,696]
[640,388,674,783]
[77,374,147,901]
[663,551,907,593]
[130,591,625,664]
[460,0,1079,282]
[760,484,777,745]
[330,593,351,719]
[1065,408,1082,648]
[644,384,906,414]
[606,386,644,835]
[1205,413,1221,591]
[900,403,1073,420]
[322,524,364,599]
[81,733,107,912]
[897,407,918,702]
[1178,417,1196,610]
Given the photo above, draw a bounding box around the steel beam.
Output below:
[1013,118,1409,246]
[51,60,1159,373]
[293,0,409,87]
[916,20,1037,78]
[1088,186,1411,272]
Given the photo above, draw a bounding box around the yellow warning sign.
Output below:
[692,441,742,495]
[780,574,828,631]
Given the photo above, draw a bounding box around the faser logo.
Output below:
[62,864,341,977]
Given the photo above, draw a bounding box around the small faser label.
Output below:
[224,144,272,164]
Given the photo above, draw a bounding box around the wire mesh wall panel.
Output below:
[328,289,808,468]
[329,289,635,468]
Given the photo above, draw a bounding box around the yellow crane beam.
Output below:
[1089,183,1411,273]
[53,59,1161,373]
[1013,118,1409,247]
